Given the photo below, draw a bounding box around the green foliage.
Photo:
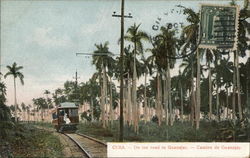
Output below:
[32,97,47,110]
[4,62,24,85]
[215,120,250,142]
[0,82,7,103]
[31,121,54,129]
[92,41,115,72]
[0,124,64,157]
[0,103,11,122]
[77,120,250,142]
[0,81,13,139]
[81,111,91,122]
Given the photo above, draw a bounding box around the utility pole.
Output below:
[73,70,80,89]
[73,69,80,105]
[112,0,132,142]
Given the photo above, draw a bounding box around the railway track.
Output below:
[64,133,107,158]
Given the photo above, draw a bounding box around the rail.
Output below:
[63,133,107,158]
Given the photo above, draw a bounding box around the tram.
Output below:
[52,102,79,132]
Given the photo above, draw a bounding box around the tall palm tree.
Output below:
[92,41,115,128]
[124,23,149,132]
[239,58,250,117]
[214,57,234,119]
[124,23,149,57]
[141,57,153,123]
[147,27,177,126]
[4,62,24,121]
[204,49,214,120]
[234,2,249,121]
[179,5,200,129]
[180,54,196,125]
[171,70,186,122]
[157,26,178,126]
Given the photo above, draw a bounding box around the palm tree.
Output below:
[92,41,115,128]
[141,57,153,123]
[179,5,200,129]
[234,2,249,121]
[21,102,26,121]
[26,104,31,123]
[180,54,196,125]
[4,62,24,121]
[158,26,178,126]
[204,49,214,120]
[32,97,47,121]
[124,23,149,133]
[44,90,50,116]
[171,70,186,122]
[124,23,149,57]
[239,58,250,119]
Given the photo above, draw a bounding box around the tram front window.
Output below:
[59,110,65,116]
[69,109,78,116]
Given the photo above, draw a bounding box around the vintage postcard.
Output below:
[0,0,249,157]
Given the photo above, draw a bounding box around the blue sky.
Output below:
[0,0,245,106]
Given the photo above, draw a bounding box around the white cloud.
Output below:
[27,27,73,48]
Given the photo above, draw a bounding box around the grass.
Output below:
[0,123,63,158]
[77,121,116,142]
[77,120,250,142]
[31,121,54,129]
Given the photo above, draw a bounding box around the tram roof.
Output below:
[58,102,78,108]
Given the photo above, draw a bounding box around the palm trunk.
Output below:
[159,75,163,125]
[196,48,201,129]
[216,86,219,121]
[100,69,105,127]
[144,73,147,124]
[23,110,26,121]
[247,68,250,119]
[167,61,173,126]
[232,52,236,121]
[27,110,30,123]
[128,75,132,125]
[132,49,138,133]
[226,87,229,119]
[14,78,18,122]
[47,95,49,117]
[103,66,108,127]
[208,61,212,120]
[191,74,195,126]
[156,73,161,126]
[109,78,113,126]
[164,70,169,125]
[236,51,242,120]
[180,84,184,122]
[123,79,127,124]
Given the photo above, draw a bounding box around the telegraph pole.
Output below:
[73,70,80,88]
[72,69,80,105]
[112,0,132,142]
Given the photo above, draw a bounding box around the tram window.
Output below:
[59,110,65,116]
[52,113,57,119]
[69,109,78,116]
